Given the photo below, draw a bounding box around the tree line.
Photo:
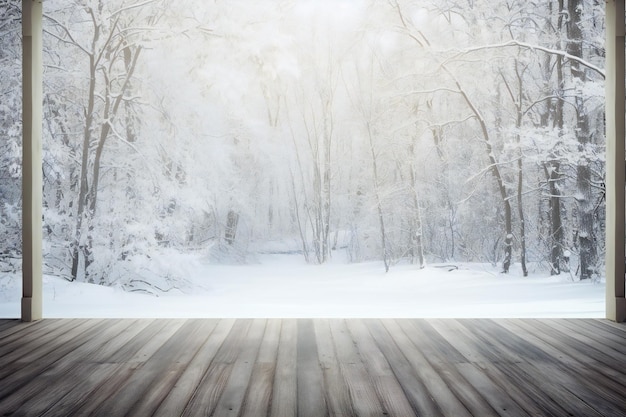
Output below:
[0,0,605,287]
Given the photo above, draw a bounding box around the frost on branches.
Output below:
[1,0,606,290]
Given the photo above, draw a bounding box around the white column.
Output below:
[605,0,626,323]
[22,0,43,322]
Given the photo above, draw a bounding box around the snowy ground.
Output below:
[0,254,605,319]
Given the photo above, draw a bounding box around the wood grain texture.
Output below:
[314,319,355,417]
[153,318,235,417]
[0,318,624,417]
[296,319,327,417]
[269,319,297,417]
[240,319,281,417]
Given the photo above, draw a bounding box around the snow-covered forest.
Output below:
[1,0,606,291]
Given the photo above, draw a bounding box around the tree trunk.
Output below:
[517,152,527,277]
[408,142,425,268]
[567,0,597,279]
[513,66,528,277]
[541,0,566,275]
[444,66,513,273]
[71,46,98,282]
[225,210,239,245]
[366,122,390,272]
[500,63,528,277]
[431,126,456,260]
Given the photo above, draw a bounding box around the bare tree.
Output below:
[45,0,164,281]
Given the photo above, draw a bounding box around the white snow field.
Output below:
[0,254,604,319]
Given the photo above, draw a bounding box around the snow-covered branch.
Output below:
[447,40,605,79]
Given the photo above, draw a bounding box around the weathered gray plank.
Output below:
[240,319,281,417]
[1,319,136,416]
[0,318,625,417]
[153,318,236,417]
[71,319,186,416]
[487,319,621,417]
[313,319,355,417]
[328,319,397,417]
[554,318,626,356]
[345,319,417,417]
[125,319,220,416]
[427,320,529,417]
[398,319,500,417]
[0,319,40,340]
[499,319,626,416]
[0,319,106,400]
[37,319,155,417]
[296,319,327,417]
[38,363,129,417]
[269,319,297,417]
[369,319,470,417]
[468,319,603,417]
[0,319,81,369]
[212,319,267,417]
[0,319,19,334]
[182,319,253,416]
[514,318,626,386]
[589,318,626,334]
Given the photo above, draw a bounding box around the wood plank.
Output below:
[0,319,136,416]
[85,320,191,416]
[182,319,254,416]
[473,319,605,417]
[0,318,624,417]
[397,319,500,417]
[555,318,626,355]
[124,319,221,416]
[296,319,327,417]
[313,319,355,417]
[329,317,384,417]
[514,319,626,386]
[107,319,177,364]
[542,319,626,363]
[345,319,418,417]
[0,319,107,399]
[369,319,471,417]
[35,319,153,416]
[494,319,626,416]
[240,319,281,417]
[540,319,626,362]
[0,319,77,363]
[579,318,626,337]
[329,319,402,417]
[434,319,581,417]
[428,320,529,417]
[69,319,187,416]
[87,318,154,363]
[153,319,236,417]
[269,318,297,417]
[212,319,268,417]
[590,318,626,334]
[475,319,620,416]
[0,319,39,339]
[456,362,529,417]
[0,319,19,334]
[40,363,129,416]
[519,362,626,417]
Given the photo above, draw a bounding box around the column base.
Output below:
[21,296,42,322]
[607,297,626,323]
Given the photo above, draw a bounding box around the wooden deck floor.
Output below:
[0,318,624,416]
